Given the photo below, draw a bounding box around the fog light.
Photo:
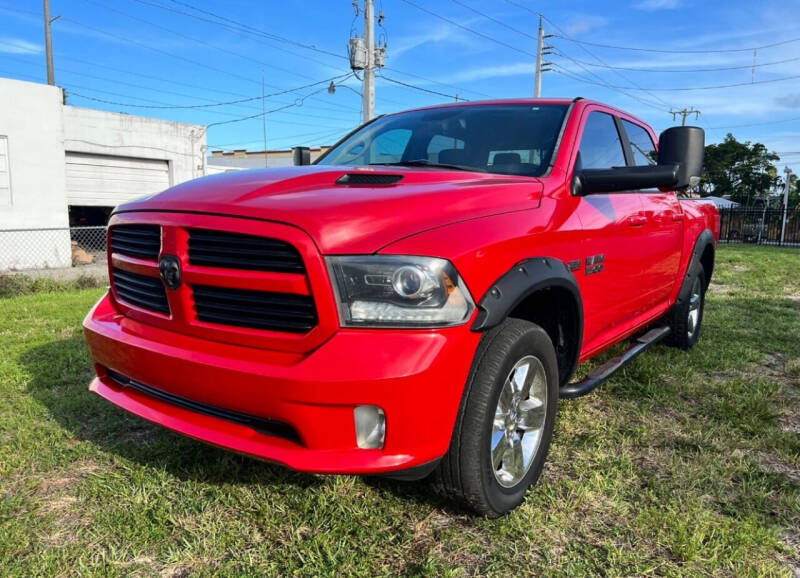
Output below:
[354,405,386,449]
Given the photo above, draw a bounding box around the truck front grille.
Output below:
[188,229,305,273]
[112,268,169,314]
[110,225,161,261]
[193,285,318,333]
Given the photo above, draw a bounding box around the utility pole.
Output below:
[261,70,268,168]
[781,166,792,245]
[43,0,55,85]
[362,0,375,123]
[533,17,554,98]
[670,107,701,125]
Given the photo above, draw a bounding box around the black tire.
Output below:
[665,264,706,350]
[433,318,559,517]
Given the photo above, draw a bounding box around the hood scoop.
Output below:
[336,173,404,186]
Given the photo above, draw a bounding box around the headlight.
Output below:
[327,255,475,327]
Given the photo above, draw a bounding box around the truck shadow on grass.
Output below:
[20,335,446,509]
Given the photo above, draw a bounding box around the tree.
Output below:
[699,134,780,205]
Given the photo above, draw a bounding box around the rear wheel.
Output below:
[666,265,706,350]
[433,318,558,516]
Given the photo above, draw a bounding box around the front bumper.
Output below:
[84,293,481,474]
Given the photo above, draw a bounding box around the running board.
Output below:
[559,326,671,399]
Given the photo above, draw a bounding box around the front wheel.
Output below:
[433,319,559,516]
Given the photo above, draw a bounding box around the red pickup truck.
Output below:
[84,98,719,516]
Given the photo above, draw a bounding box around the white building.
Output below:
[0,77,205,270]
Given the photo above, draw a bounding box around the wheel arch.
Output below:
[471,258,583,387]
[679,229,715,301]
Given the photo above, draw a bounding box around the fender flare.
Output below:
[471,257,584,383]
[676,229,715,306]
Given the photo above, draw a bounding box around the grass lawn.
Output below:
[0,244,798,576]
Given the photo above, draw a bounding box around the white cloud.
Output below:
[0,38,42,55]
[634,0,681,10]
[563,15,609,36]
[390,21,476,60]
[444,62,534,84]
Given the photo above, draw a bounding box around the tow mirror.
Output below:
[657,126,704,189]
[574,125,705,195]
[292,146,311,166]
[574,165,679,195]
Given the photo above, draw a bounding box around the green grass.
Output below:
[1,244,798,576]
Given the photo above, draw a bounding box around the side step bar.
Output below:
[559,326,671,399]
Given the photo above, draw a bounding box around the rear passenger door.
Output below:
[619,119,683,311]
[573,110,649,350]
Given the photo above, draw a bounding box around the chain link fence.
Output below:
[0,226,108,273]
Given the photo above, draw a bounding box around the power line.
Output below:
[85,0,322,82]
[206,85,334,129]
[448,0,537,41]
[550,54,800,74]
[15,50,359,118]
[398,0,538,59]
[161,0,347,61]
[377,73,466,101]
[550,34,800,55]
[551,68,800,91]
[1,49,361,124]
[66,74,353,110]
[537,14,675,110]
[551,65,667,111]
[126,0,479,108]
[382,67,493,98]
[706,116,800,130]
[398,0,667,110]
[79,0,359,115]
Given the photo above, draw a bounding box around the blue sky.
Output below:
[1,0,799,169]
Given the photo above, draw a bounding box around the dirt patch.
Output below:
[707,282,734,296]
[35,460,100,546]
[756,452,800,485]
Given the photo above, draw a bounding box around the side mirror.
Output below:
[292,146,311,166]
[657,126,704,189]
[574,165,679,195]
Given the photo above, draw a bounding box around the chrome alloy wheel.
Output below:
[687,276,702,339]
[490,355,548,488]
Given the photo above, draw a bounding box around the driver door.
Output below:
[572,110,650,353]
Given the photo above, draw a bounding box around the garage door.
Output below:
[65,152,170,206]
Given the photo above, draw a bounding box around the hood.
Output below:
[116,165,544,254]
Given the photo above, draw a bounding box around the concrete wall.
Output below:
[0,77,205,271]
[0,78,71,269]
[63,106,204,189]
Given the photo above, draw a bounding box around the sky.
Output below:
[1,0,799,170]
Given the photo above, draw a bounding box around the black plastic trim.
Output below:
[105,369,303,445]
[471,257,584,383]
[676,229,715,304]
[377,458,441,481]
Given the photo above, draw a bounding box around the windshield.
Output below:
[316,104,569,177]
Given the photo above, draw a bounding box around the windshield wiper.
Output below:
[368,159,483,173]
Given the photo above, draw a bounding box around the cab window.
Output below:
[622,120,657,166]
[577,112,626,170]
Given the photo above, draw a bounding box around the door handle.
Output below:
[672,213,684,222]
[627,215,647,227]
